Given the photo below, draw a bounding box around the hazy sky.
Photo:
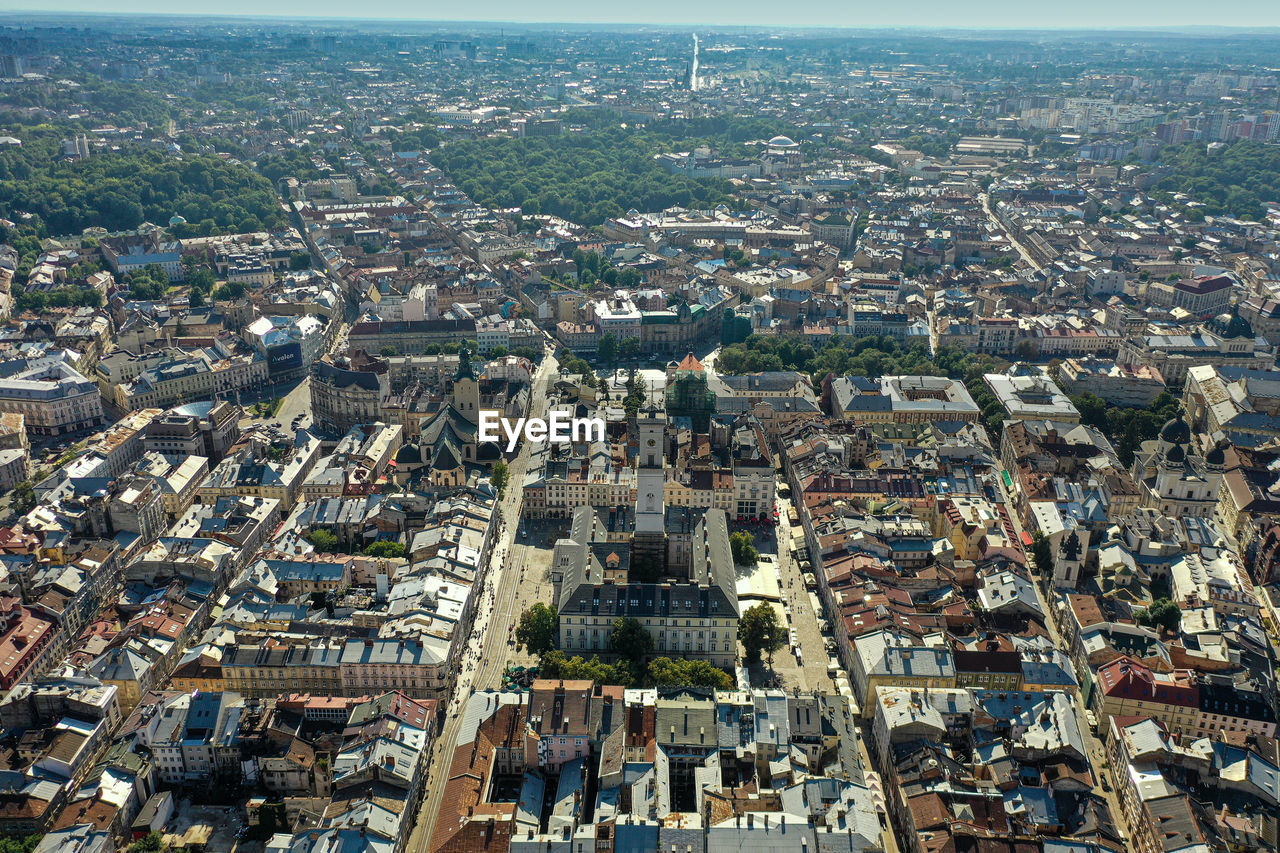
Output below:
[4,0,1280,29]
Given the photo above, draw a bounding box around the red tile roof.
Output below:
[675,352,704,372]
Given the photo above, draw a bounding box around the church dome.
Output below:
[1205,441,1227,467]
[766,135,799,149]
[395,443,423,465]
[1209,311,1253,340]
[1163,443,1186,465]
[1159,415,1190,446]
[1224,314,1253,339]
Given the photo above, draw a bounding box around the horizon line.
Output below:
[2,9,1280,32]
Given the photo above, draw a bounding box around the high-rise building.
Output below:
[689,34,699,91]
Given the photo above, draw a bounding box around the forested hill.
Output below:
[1150,140,1280,222]
[0,126,287,238]
[431,128,734,224]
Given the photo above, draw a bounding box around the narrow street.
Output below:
[981,192,1044,274]
[994,474,1130,842]
[743,485,835,693]
[406,348,559,852]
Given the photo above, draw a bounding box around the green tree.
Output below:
[188,268,217,292]
[125,266,169,300]
[1029,532,1054,578]
[363,541,405,559]
[620,336,641,361]
[490,459,510,497]
[380,345,398,357]
[290,252,312,270]
[1148,140,1280,221]
[738,602,786,664]
[729,531,758,566]
[127,833,164,853]
[717,334,1003,395]
[213,281,246,300]
[10,480,36,515]
[1013,340,1040,361]
[516,603,559,656]
[1071,391,1182,466]
[610,617,654,666]
[305,529,339,552]
[428,124,734,225]
[622,370,647,417]
[0,130,285,235]
[1070,393,1109,431]
[512,346,542,364]
[597,333,618,371]
[1134,598,1182,633]
[540,649,632,685]
[646,657,733,688]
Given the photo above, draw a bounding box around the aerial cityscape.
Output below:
[0,13,1278,853]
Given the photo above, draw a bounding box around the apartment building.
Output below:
[113,349,268,412]
[0,354,105,436]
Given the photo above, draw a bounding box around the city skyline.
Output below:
[0,13,1278,853]
[4,1,1280,29]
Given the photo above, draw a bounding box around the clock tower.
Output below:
[634,407,667,568]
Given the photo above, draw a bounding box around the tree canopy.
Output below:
[622,371,648,418]
[0,126,288,237]
[430,127,733,224]
[0,835,40,853]
[738,602,786,664]
[717,334,1002,389]
[1134,598,1182,633]
[1149,140,1280,221]
[516,603,559,657]
[645,657,734,689]
[610,617,654,667]
[538,649,732,689]
[597,334,619,370]
[256,147,338,184]
[729,531,759,566]
[540,649,632,685]
[1070,391,1181,466]
[490,459,510,497]
[124,265,171,301]
[304,529,339,553]
[1029,533,1054,578]
[126,832,164,853]
[362,541,406,559]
